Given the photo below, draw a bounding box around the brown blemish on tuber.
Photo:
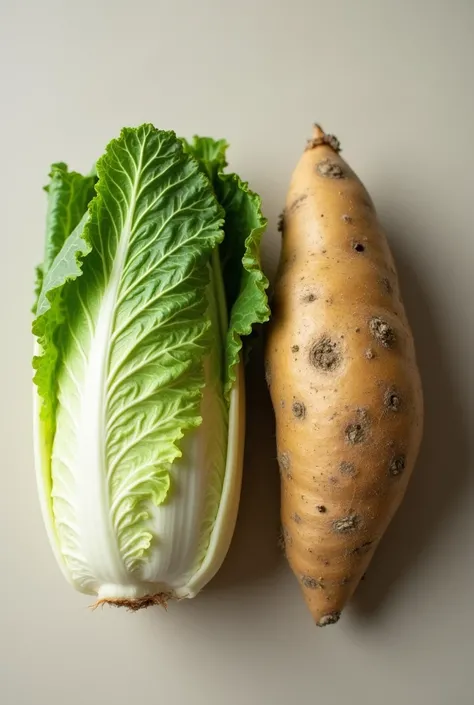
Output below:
[351,540,373,556]
[278,452,291,478]
[352,241,366,253]
[281,526,293,548]
[292,401,306,419]
[291,344,300,353]
[340,461,356,477]
[277,210,285,233]
[316,505,327,513]
[301,575,323,589]
[291,512,302,524]
[389,454,406,476]
[264,361,272,386]
[302,292,317,303]
[333,515,361,533]
[342,214,352,224]
[316,159,345,179]
[345,423,365,444]
[384,388,401,412]
[289,194,308,212]
[381,277,393,294]
[369,317,396,348]
[365,348,376,360]
[309,336,341,371]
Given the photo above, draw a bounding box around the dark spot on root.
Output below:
[316,505,327,513]
[365,348,376,360]
[281,525,293,547]
[351,540,373,556]
[264,361,272,387]
[353,241,365,253]
[292,401,306,419]
[333,515,361,533]
[302,292,317,303]
[329,476,339,484]
[340,461,356,477]
[278,452,291,478]
[389,454,406,476]
[316,159,345,179]
[317,612,341,627]
[309,336,341,371]
[301,575,323,589]
[355,327,360,333]
[321,558,331,567]
[291,512,302,524]
[342,214,352,224]
[381,277,393,294]
[277,210,285,233]
[291,344,300,353]
[369,317,396,348]
[384,388,401,412]
[345,423,365,444]
[289,194,308,212]
[344,409,370,445]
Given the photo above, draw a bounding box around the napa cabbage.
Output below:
[32,125,269,606]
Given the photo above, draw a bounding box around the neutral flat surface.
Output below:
[1,1,473,703]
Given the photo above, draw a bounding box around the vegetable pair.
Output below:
[32,122,423,625]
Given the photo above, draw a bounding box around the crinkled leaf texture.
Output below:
[182,137,270,393]
[33,125,267,603]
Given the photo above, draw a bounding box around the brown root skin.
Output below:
[91,593,170,612]
[265,123,423,626]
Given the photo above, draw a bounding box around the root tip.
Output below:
[90,593,170,612]
[316,611,341,627]
[312,123,325,139]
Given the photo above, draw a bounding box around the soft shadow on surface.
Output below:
[206,334,282,593]
[352,217,470,620]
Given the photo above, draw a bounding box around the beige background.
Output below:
[1,1,473,703]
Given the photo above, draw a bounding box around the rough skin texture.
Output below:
[266,125,423,626]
